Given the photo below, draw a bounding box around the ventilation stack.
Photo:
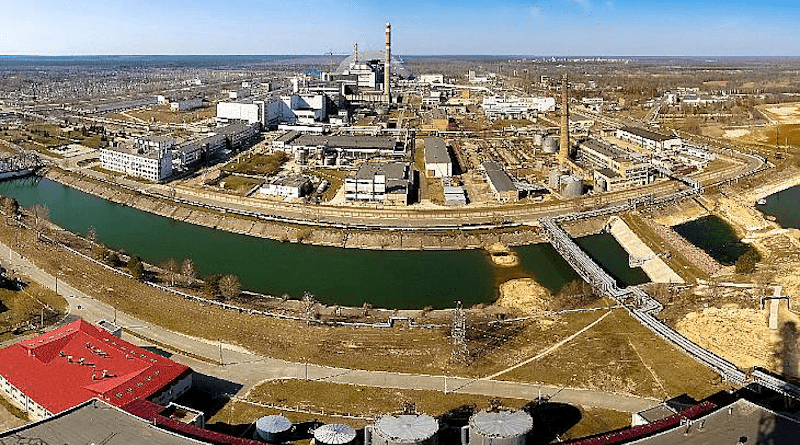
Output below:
[560,74,569,164]
[385,22,392,104]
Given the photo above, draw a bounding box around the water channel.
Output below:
[0,178,647,309]
[757,186,800,229]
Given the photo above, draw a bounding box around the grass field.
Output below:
[223,153,288,176]
[0,273,67,342]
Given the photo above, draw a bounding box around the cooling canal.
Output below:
[0,178,645,309]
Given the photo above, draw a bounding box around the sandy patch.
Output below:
[676,305,773,370]
[487,243,520,267]
[496,278,551,313]
[723,129,751,139]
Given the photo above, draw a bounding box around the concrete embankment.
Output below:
[44,170,550,251]
[606,216,685,284]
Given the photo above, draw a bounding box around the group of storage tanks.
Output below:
[255,407,534,445]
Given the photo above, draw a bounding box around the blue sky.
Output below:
[1,0,798,55]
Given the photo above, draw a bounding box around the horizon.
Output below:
[3,1,799,57]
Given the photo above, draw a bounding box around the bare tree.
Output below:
[180,258,197,283]
[218,274,242,300]
[30,203,49,239]
[86,226,97,244]
[161,258,178,286]
[0,196,18,224]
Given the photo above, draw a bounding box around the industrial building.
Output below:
[170,98,204,112]
[0,319,192,420]
[0,399,211,445]
[481,96,556,118]
[578,138,651,192]
[345,161,412,204]
[616,126,682,153]
[258,175,313,199]
[481,161,519,203]
[279,133,404,160]
[100,136,174,182]
[424,137,452,178]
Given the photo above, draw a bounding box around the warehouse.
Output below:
[616,126,682,153]
[0,320,192,421]
[424,137,452,178]
[282,134,404,159]
[481,161,519,203]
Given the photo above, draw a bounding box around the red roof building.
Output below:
[0,319,192,420]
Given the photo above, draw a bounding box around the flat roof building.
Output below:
[617,126,682,153]
[424,137,452,178]
[283,134,403,159]
[578,138,651,192]
[345,161,412,205]
[481,161,519,203]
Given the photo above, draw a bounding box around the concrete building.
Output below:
[616,126,682,153]
[569,114,594,132]
[280,134,403,159]
[422,91,443,105]
[0,399,213,445]
[418,74,444,84]
[481,96,556,117]
[259,175,313,199]
[100,136,173,182]
[581,97,604,112]
[578,139,651,192]
[0,320,192,421]
[481,161,519,203]
[424,137,452,178]
[170,98,203,112]
[345,161,412,205]
[216,101,266,125]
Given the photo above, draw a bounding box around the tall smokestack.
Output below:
[385,22,391,104]
[560,74,569,163]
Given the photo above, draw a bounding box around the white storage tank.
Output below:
[542,136,559,154]
[561,176,583,198]
[255,414,292,443]
[532,133,543,146]
[468,409,532,445]
[371,414,439,445]
[313,423,357,445]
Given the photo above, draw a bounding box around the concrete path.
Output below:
[0,239,659,414]
[607,216,684,284]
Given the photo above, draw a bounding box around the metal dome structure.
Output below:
[313,423,357,445]
[372,414,439,445]
[468,409,533,445]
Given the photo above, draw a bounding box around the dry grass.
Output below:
[502,309,719,400]
[246,380,526,418]
[0,274,67,342]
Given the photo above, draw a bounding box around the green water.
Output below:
[0,178,645,308]
[758,186,800,229]
[674,215,749,265]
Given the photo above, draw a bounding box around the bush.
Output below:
[735,246,761,274]
[127,255,144,280]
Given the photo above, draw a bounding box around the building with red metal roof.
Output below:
[0,319,192,420]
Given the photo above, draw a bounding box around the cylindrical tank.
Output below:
[255,414,292,443]
[468,409,533,445]
[542,136,559,154]
[312,423,357,445]
[561,176,583,198]
[548,169,562,190]
[372,414,439,445]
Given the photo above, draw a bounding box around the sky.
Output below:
[1,0,799,56]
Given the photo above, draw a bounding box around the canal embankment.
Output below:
[606,216,684,284]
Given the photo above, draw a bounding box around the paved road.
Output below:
[0,239,659,414]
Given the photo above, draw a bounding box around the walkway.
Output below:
[0,239,659,414]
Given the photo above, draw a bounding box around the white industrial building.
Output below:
[259,175,312,199]
[424,137,452,178]
[217,94,328,127]
[345,162,411,205]
[100,135,174,182]
[277,133,404,160]
[578,139,651,192]
[481,96,556,117]
[170,98,203,111]
[616,126,682,153]
[481,161,519,203]
[418,74,444,84]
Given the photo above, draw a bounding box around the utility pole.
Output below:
[451,301,468,364]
